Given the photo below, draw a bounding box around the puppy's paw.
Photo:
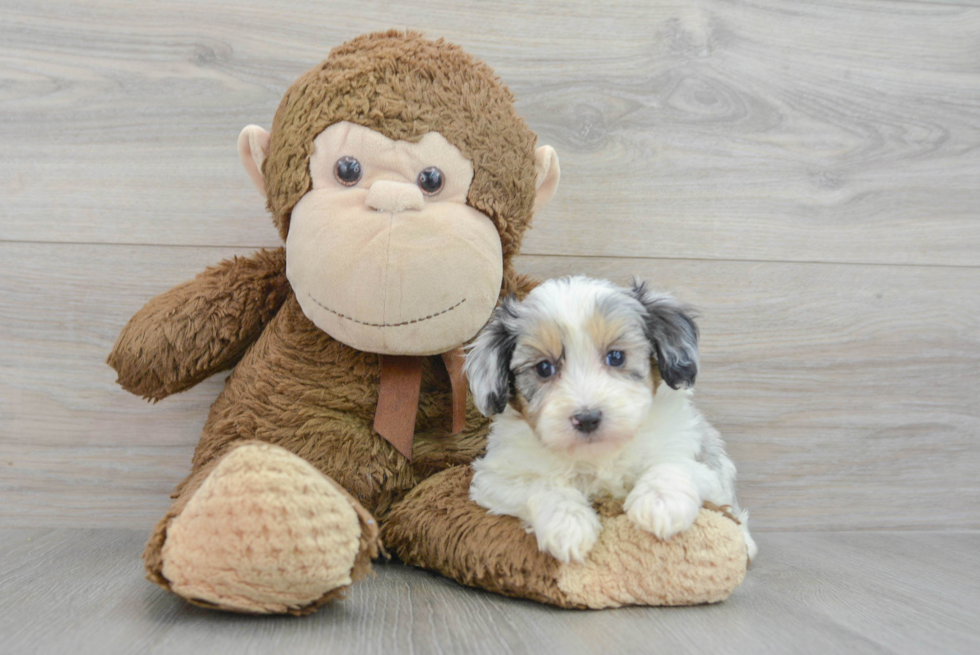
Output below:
[625,468,701,541]
[531,501,602,563]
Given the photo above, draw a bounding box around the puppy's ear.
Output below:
[630,279,700,389]
[464,296,521,416]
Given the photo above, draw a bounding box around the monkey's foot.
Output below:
[149,442,380,615]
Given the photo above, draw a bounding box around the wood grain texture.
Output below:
[1,0,979,265]
[1,528,978,654]
[1,242,977,531]
[1,1,978,642]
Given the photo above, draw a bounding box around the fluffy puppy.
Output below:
[464,276,757,563]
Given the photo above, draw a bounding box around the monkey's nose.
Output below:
[571,409,602,434]
[365,180,425,213]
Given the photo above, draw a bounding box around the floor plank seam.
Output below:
[3,238,980,271]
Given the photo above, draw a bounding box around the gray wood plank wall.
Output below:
[2,0,978,532]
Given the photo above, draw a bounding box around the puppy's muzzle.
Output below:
[571,409,602,434]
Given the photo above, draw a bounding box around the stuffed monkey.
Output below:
[109,31,746,615]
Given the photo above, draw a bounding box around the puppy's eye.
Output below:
[534,360,556,379]
[334,156,362,186]
[417,167,444,196]
[605,350,625,367]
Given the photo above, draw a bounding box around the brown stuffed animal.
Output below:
[108,30,746,615]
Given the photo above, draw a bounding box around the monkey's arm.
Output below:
[108,247,289,401]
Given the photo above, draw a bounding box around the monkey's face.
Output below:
[282,122,502,355]
[237,34,561,356]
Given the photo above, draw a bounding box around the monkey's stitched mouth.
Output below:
[306,294,467,328]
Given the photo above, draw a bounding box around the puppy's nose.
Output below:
[366,180,425,213]
[571,409,602,434]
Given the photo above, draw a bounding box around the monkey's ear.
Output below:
[464,296,521,416]
[533,145,560,215]
[238,125,271,197]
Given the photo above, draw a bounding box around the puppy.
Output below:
[464,276,757,564]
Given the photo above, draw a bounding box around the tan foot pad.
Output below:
[382,465,747,609]
[161,443,364,613]
[556,506,747,607]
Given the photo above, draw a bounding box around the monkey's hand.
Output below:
[107,247,289,401]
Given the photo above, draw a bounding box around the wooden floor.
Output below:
[2,0,980,651]
[2,528,978,655]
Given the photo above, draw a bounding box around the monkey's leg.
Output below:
[144,441,380,615]
[381,466,747,609]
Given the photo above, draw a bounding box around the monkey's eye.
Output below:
[605,350,625,367]
[417,167,444,196]
[334,157,362,186]
[534,360,556,379]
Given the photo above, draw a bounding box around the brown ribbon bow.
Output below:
[372,348,468,460]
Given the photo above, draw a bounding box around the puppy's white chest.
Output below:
[566,460,637,501]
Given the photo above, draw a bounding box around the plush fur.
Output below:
[107,248,290,402]
[109,31,749,614]
[111,31,545,614]
[382,466,748,609]
[264,30,538,265]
